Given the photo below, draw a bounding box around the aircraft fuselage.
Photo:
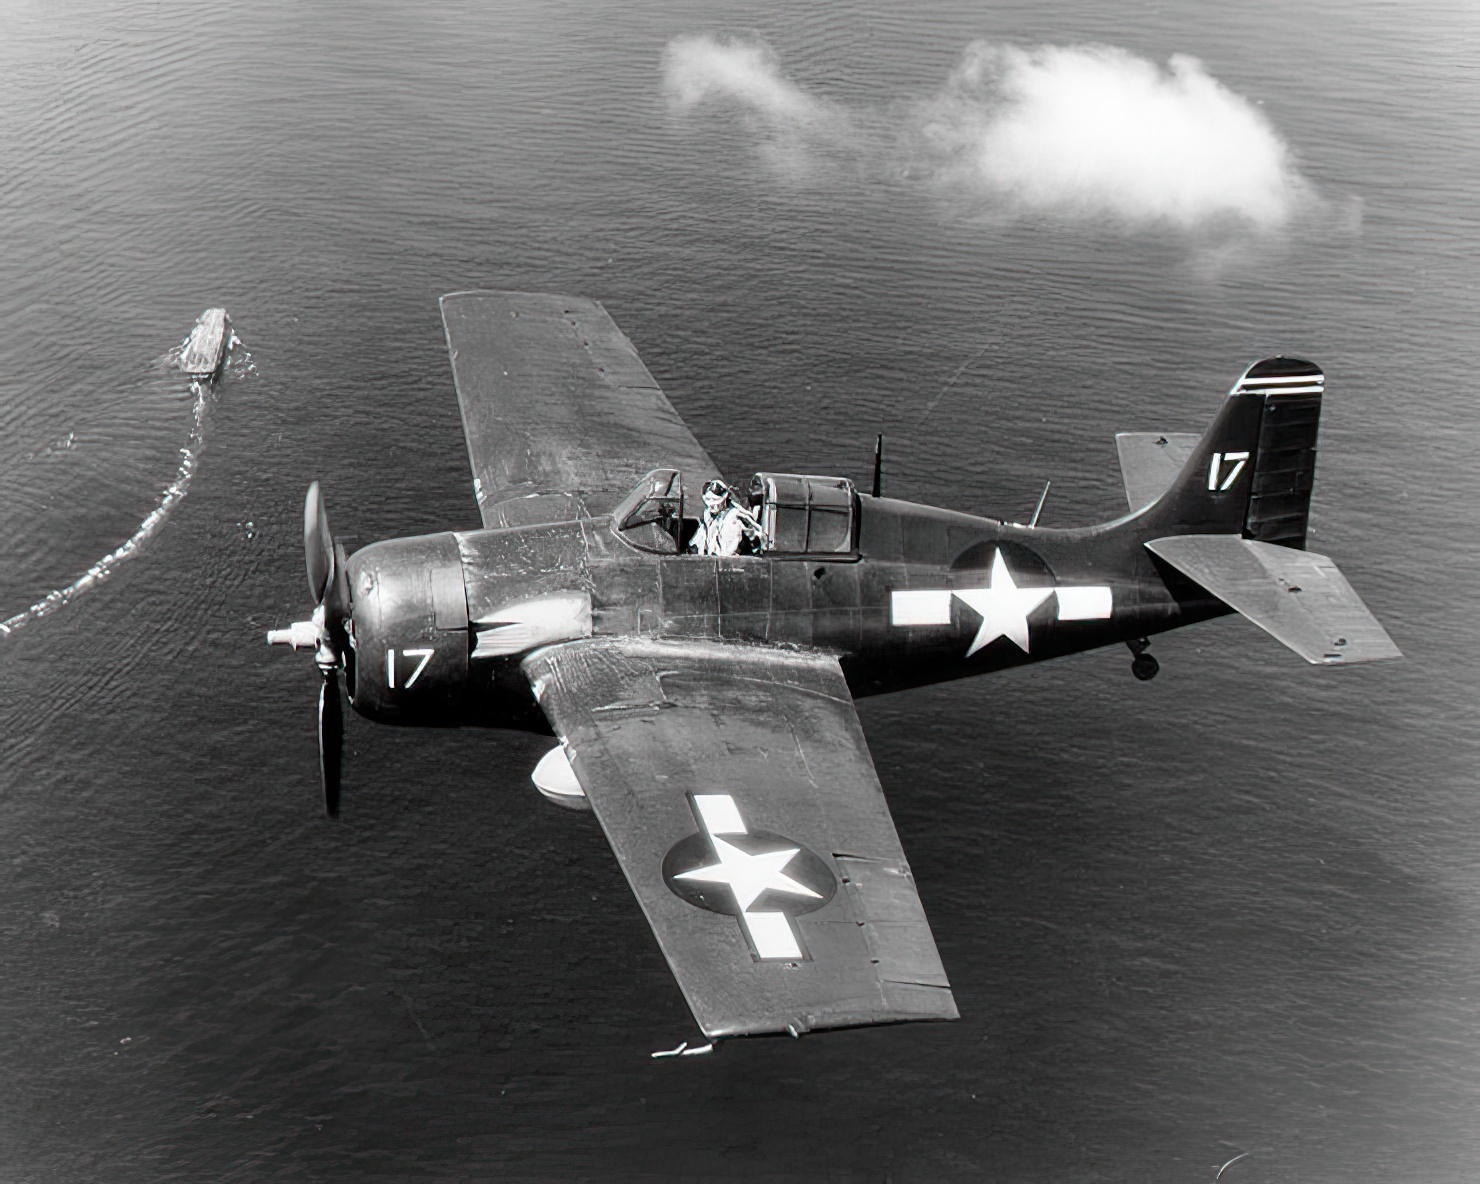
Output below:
[341,491,1227,729]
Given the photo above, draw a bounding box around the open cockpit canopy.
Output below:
[612,469,859,557]
[748,473,856,556]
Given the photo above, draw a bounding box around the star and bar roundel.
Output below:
[662,793,836,962]
[890,545,1112,656]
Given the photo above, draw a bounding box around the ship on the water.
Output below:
[178,307,230,379]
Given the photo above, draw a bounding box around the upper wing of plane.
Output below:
[440,291,722,529]
[522,637,958,1040]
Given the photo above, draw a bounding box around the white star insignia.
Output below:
[952,548,1053,655]
[672,794,828,960]
[675,835,822,913]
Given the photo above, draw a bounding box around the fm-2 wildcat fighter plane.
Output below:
[267,291,1400,1043]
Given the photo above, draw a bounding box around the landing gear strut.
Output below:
[1127,637,1159,681]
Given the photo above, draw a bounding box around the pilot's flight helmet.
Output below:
[701,479,730,509]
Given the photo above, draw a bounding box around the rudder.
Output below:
[1141,358,1324,547]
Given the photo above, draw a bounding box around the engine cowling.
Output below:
[346,532,470,724]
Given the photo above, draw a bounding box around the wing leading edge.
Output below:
[523,637,958,1040]
[440,291,721,529]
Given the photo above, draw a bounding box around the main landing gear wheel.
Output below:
[1127,638,1159,681]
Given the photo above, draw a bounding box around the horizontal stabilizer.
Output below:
[1115,433,1202,511]
[1146,535,1401,665]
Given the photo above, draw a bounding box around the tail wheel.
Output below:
[1127,638,1159,681]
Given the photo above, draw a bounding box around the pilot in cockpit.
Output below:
[692,479,764,556]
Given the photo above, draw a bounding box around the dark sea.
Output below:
[2,1,1477,1180]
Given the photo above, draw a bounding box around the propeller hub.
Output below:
[267,607,340,673]
[266,619,323,651]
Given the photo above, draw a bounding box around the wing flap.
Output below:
[1116,432,1202,511]
[524,637,957,1039]
[1146,535,1401,664]
[440,291,722,528]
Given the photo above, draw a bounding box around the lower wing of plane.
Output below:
[522,637,958,1040]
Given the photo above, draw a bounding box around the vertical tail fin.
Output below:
[1142,358,1324,547]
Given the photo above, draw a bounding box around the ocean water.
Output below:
[1,1,1476,1179]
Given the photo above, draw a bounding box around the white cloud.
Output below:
[916,42,1306,229]
[661,35,1313,232]
[661,35,857,180]
[662,35,828,125]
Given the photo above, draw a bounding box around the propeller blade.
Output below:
[325,539,352,626]
[318,668,343,818]
[305,480,335,606]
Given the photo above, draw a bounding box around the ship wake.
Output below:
[0,322,248,639]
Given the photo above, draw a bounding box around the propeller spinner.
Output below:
[268,481,350,817]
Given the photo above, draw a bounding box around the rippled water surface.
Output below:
[2,1,1477,1180]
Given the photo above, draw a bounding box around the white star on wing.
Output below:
[675,835,822,913]
[952,548,1053,655]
